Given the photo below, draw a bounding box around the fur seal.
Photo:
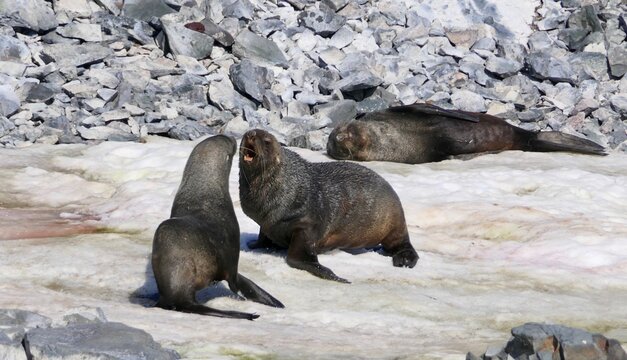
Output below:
[152,135,284,320]
[239,129,418,283]
[327,103,607,164]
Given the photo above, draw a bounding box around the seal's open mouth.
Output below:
[242,147,255,163]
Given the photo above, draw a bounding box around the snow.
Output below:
[1,136,626,359]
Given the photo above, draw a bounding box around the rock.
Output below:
[318,46,345,67]
[196,19,234,47]
[62,80,99,98]
[232,29,288,68]
[485,56,523,78]
[296,30,318,52]
[0,332,26,360]
[97,88,117,102]
[547,83,581,114]
[56,307,107,327]
[517,108,545,122]
[0,86,20,117]
[25,84,56,103]
[87,69,120,89]
[168,121,213,140]
[610,93,627,116]
[223,0,254,20]
[526,50,577,84]
[230,59,274,103]
[41,43,113,67]
[608,45,627,78]
[329,26,354,49]
[570,52,609,81]
[297,3,346,37]
[322,0,348,12]
[0,0,58,32]
[0,309,51,341]
[0,61,26,77]
[208,78,256,115]
[451,90,486,112]
[313,99,356,126]
[527,31,555,51]
[222,115,249,137]
[77,126,132,141]
[446,28,479,49]
[122,0,176,21]
[161,13,214,60]
[57,23,103,42]
[334,71,383,92]
[0,35,30,63]
[0,116,15,137]
[52,0,93,22]
[24,322,179,360]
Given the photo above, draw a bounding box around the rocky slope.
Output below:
[0,0,625,150]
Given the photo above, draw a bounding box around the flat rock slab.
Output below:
[41,43,113,67]
[122,0,175,21]
[0,0,58,32]
[232,29,289,68]
[24,322,179,360]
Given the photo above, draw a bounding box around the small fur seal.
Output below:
[152,135,284,320]
[239,129,418,283]
[327,103,607,164]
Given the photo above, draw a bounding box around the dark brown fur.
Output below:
[152,135,283,320]
[327,103,606,164]
[239,129,418,283]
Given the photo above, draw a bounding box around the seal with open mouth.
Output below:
[239,129,418,283]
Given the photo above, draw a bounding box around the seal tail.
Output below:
[233,274,285,308]
[156,301,259,320]
[528,131,607,155]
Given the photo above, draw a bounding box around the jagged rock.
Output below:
[222,115,250,137]
[87,69,120,89]
[322,0,348,12]
[57,23,103,42]
[0,116,15,137]
[485,56,523,78]
[25,84,56,103]
[62,80,99,98]
[52,0,93,22]
[168,121,213,140]
[610,93,627,116]
[0,332,26,360]
[570,51,609,81]
[451,89,486,112]
[298,3,346,37]
[608,45,627,78]
[527,31,555,51]
[0,35,30,63]
[77,125,133,141]
[97,88,117,102]
[318,46,346,67]
[161,13,214,60]
[232,29,288,68]
[329,26,354,49]
[230,59,274,103]
[0,309,52,341]
[446,28,479,49]
[334,71,383,92]
[24,322,179,360]
[55,307,108,327]
[122,0,176,21]
[0,86,20,117]
[0,0,58,32]
[313,99,356,126]
[197,19,234,47]
[41,43,113,67]
[0,61,26,77]
[223,0,254,20]
[208,78,256,115]
[526,50,577,84]
[517,108,545,122]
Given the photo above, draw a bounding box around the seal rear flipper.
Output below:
[230,274,285,308]
[529,131,607,155]
[176,303,259,320]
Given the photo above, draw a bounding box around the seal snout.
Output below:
[241,131,258,164]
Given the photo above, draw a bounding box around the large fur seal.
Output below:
[327,103,607,164]
[152,135,284,320]
[239,129,418,283]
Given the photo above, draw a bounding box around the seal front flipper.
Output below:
[228,274,285,308]
[286,232,350,284]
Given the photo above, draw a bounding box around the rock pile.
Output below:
[0,308,179,360]
[0,0,625,151]
[468,323,627,360]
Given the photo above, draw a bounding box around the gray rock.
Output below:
[0,86,19,117]
[122,0,176,21]
[208,78,256,115]
[517,108,545,122]
[0,116,15,137]
[527,31,555,51]
[608,45,627,78]
[161,13,214,60]
[570,51,609,81]
[198,19,234,47]
[52,0,92,22]
[0,331,26,360]
[0,35,30,63]
[451,90,486,112]
[24,322,179,360]
[76,125,133,141]
[41,43,113,67]
[57,23,103,42]
[0,61,26,77]
[232,29,288,68]
[318,46,346,67]
[250,18,286,38]
[297,3,346,37]
[230,59,274,103]
[56,307,107,327]
[62,80,99,98]
[334,71,383,92]
[610,93,627,116]
[329,26,354,49]
[322,0,348,12]
[446,28,479,49]
[168,121,213,140]
[355,96,390,114]
[222,115,250,137]
[548,83,582,114]
[0,309,51,341]
[526,50,577,84]
[223,0,254,20]
[25,84,56,103]
[0,0,58,32]
[485,56,523,78]
[313,99,356,126]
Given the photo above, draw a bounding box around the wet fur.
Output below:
[152,135,284,320]
[327,104,606,164]
[239,129,418,283]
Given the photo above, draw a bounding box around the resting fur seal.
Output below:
[152,135,284,320]
[239,129,418,283]
[327,103,607,164]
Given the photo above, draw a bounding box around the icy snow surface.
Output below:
[1,136,626,359]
